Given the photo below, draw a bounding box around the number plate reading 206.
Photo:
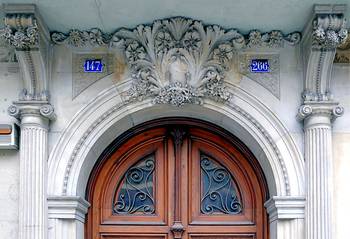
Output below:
[250,59,269,73]
[84,59,104,73]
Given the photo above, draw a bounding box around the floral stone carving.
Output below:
[51,17,301,106]
[110,18,239,106]
[312,15,348,50]
[0,14,39,49]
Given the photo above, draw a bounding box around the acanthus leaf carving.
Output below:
[109,18,238,106]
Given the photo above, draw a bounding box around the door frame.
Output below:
[48,87,305,239]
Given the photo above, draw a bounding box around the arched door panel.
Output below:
[86,121,268,239]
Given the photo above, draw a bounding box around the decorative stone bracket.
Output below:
[0,4,52,102]
[301,4,348,102]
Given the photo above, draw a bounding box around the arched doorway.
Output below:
[85,118,269,239]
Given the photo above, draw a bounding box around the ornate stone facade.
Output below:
[0,3,349,239]
[52,17,301,106]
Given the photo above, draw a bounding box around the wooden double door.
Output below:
[86,120,268,239]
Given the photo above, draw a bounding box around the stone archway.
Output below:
[47,79,305,239]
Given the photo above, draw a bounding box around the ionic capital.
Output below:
[297,101,343,127]
[8,101,56,127]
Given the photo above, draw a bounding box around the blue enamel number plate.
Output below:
[84,59,104,73]
[250,59,269,73]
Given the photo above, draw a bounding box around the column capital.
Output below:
[298,101,344,120]
[8,100,56,124]
[298,101,343,129]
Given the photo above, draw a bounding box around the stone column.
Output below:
[8,101,55,239]
[298,102,343,239]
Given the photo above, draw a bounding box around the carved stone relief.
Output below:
[72,53,114,98]
[51,17,301,106]
[239,54,280,98]
[312,15,348,50]
[0,14,39,49]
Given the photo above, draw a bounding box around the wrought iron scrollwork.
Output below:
[113,154,155,214]
[200,154,242,214]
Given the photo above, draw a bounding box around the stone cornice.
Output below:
[51,17,301,49]
[265,196,305,222]
[8,101,56,121]
[48,196,90,223]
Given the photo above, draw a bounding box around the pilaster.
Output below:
[0,4,54,239]
[8,102,55,239]
[47,196,90,239]
[299,4,348,239]
[265,196,305,239]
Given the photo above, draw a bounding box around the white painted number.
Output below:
[84,60,103,72]
[251,60,269,72]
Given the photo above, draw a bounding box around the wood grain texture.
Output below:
[85,119,268,239]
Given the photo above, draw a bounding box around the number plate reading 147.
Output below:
[250,59,269,73]
[84,59,103,73]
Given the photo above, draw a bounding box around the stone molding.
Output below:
[47,82,305,239]
[47,80,305,199]
[265,196,305,222]
[51,18,301,49]
[48,196,90,223]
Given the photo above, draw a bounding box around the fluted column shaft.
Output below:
[8,102,55,239]
[305,115,332,239]
[20,117,49,239]
[299,103,343,239]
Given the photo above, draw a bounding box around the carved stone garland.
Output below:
[52,17,301,106]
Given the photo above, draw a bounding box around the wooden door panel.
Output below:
[101,235,167,239]
[190,235,255,239]
[86,122,268,239]
[101,139,168,225]
[188,137,256,225]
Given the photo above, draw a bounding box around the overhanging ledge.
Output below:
[265,196,305,222]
